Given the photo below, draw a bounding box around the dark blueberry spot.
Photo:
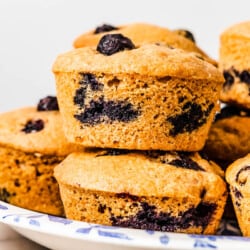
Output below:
[167,102,214,136]
[21,119,44,133]
[94,24,118,34]
[193,202,217,227]
[110,201,216,232]
[157,76,172,82]
[79,73,104,91]
[235,201,241,207]
[174,29,196,43]
[35,167,42,177]
[232,187,243,200]
[0,188,11,202]
[74,87,87,107]
[178,96,186,103]
[116,193,139,202]
[239,70,250,84]
[98,149,130,156]
[223,68,250,90]
[74,96,140,125]
[200,189,206,199]
[97,34,135,56]
[40,155,62,165]
[235,166,250,186]
[107,77,121,87]
[223,71,234,90]
[233,68,240,77]
[161,197,169,202]
[74,73,104,108]
[144,151,204,171]
[98,204,107,213]
[14,179,20,187]
[37,96,59,111]
[168,154,204,171]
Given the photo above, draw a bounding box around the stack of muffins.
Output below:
[203,21,250,236]
[5,21,250,235]
[52,23,227,235]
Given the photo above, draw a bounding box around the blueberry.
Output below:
[21,119,44,133]
[97,34,135,56]
[74,87,86,107]
[74,73,104,108]
[239,70,250,84]
[37,96,59,111]
[232,187,243,199]
[79,73,104,91]
[116,193,139,201]
[174,29,196,43]
[110,200,216,231]
[98,204,107,213]
[0,188,11,202]
[223,71,234,89]
[74,96,140,125]
[94,24,118,34]
[167,102,214,136]
[168,153,204,171]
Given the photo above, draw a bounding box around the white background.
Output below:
[0,0,249,112]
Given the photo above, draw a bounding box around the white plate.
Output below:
[0,201,250,250]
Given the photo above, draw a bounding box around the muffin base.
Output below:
[0,146,64,216]
[59,184,227,234]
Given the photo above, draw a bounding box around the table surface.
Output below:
[0,223,48,250]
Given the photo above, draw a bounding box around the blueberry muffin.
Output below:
[0,96,84,216]
[219,21,250,109]
[53,37,223,151]
[73,23,216,66]
[203,105,250,167]
[226,154,250,236]
[54,149,227,234]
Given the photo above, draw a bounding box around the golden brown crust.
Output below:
[0,107,84,156]
[53,44,222,81]
[73,23,216,65]
[221,21,250,40]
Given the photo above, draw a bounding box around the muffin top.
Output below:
[221,21,250,39]
[226,153,250,194]
[53,42,223,82]
[73,22,216,65]
[0,97,84,155]
[55,150,226,199]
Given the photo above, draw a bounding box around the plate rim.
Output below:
[1,201,250,250]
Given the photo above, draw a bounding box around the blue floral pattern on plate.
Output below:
[0,201,250,250]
